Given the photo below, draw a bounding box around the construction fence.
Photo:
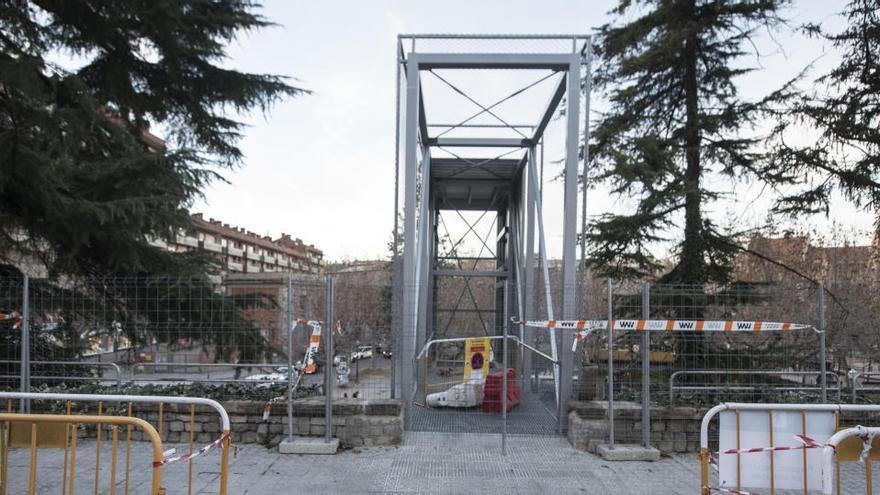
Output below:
[3,271,880,446]
[0,271,395,442]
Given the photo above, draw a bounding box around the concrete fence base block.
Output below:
[278,436,340,455]
[597,443,660,462]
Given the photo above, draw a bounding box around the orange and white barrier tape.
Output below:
[512,318,815,351]
[262,319,345,420]
[0,311,22,330]
[153,431,229,468]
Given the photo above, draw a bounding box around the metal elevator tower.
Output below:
[392,35,592,432]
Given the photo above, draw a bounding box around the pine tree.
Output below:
[768,0,880,221]
[588,0,794,284]
[0,1,305,365]
[0,0,305,277]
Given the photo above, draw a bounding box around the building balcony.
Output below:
[227,261,244,272]
[246,250,261,261]
[202,241,223,253]
[226,246,244,257]
[176,235,199,248]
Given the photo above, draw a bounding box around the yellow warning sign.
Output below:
[463,337,491,383]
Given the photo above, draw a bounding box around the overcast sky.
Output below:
[190,0,873,262]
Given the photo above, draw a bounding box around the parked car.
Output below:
[350,345,373,361]
[243,373,285,388]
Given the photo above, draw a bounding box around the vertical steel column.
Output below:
[20,274,30,413]
[415,148,432,388]
[523,150,536,391]
[286,275,294,442]
[400,53,420,422]
[819,283,827,403]
[607,279,614,448]
[527,148,559,429]
[502,277,509,456]
[559,54,582,432]
[390,40,402,401]
[509,200,527,393]
[641,283,651,448]
[579,38,593,318]
[495,208,508,340]
[325,276,334,443]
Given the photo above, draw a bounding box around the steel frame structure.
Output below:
[392,34,591,433]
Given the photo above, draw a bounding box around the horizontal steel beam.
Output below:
[433,269,508,278]
[415,53,572,70]
[435,308,496,314]
[431,137,529,148]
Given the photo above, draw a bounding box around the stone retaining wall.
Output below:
[567,400,711,454]
[33,398,404,449]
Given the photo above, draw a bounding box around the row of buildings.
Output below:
[151,213,324,275]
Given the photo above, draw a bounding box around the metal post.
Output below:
[579,37,592,318]
[607,278,614,448]
[286,275,294,442]
[560,54,581,434]
[325,276,334,443]
[852,370,860,404]
[527,149,559,423]
[390,41,401,400]
[523,148,536,391]
[502,277,509,456]
[819,283,827,403]
[20,274,30,413]
[400,52,420,421]
[641,282,650,448]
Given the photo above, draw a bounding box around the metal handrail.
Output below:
[848,370,880,403]
[669,370,842,404]
[0,360,123,387]
[416,335,557,364]
[0,391,230,432]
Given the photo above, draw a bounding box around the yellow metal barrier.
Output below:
[0,413,164,495]
[0,392,230,495]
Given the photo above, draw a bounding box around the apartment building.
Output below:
[152,213,323,275]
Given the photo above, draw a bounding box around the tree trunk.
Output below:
[677,0,707,364]
[680,0,706,286]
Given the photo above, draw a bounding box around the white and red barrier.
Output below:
[154,431,230,468]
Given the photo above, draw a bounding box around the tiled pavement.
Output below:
[5,432,878,493]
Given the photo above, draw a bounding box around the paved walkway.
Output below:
[6,432,878,493]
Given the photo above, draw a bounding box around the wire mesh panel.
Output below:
[0,275,335,404]
[328,269,393,402]
[648,283,824,408]
[570,281,829,448]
